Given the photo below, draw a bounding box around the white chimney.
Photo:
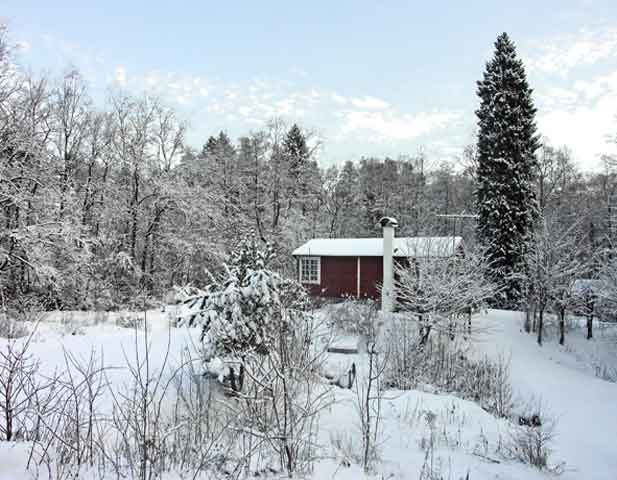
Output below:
[380,217,398,312]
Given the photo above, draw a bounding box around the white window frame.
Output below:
[299,256,321,284]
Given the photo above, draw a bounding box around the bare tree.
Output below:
[353,305,388,473]
[524,220,584,345]
[535,142,576,216]
[49,69,91,220]
[395,244,499,344]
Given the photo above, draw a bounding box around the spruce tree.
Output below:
[475,32,539,308]
[204,131,237,216]
[283,123,310,213]
[284,124,309,177]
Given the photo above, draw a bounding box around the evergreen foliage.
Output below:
[1,22,611,313]
[475,32,540,307]
[178,234,308,356]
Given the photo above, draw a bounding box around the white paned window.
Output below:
[299,257,320,284]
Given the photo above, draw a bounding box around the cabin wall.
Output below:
[320,256,357,297]
[359,256,382,298]
[298,255,414,300]
[359,256,411,298]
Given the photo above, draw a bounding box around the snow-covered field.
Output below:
[0,308,616,479]
[474,311,617,480]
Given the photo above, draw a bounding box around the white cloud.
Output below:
[537,87,580,107]
[145,71,159,88]
[341,109,461,141]
[114,65,127,86]
[274,98,294,115]
[527,26,617,169]
[238,106,252,118]
[573,70,617,100]
[134,70,211,101]
[290,66,308,78]
[207,102,225,114]
[526,26,617,75]
[537,78,617,168]
[15,40,31,53]
[331,93,347,105]
[350,96,390,110]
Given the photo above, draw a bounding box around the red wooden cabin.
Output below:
[292,236,463,300]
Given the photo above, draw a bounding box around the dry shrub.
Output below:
[506,400,564,473]
[0,315,29,339]
[383,317,513,418]
[328,299,379,337]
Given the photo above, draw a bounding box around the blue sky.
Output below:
[3,1,617,169]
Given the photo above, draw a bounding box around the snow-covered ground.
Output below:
[0,308,615,479]
[474,310,617,480]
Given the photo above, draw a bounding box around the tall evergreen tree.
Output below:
[204,131,238,216]
[283,123,310,213]
[475,32,539,307]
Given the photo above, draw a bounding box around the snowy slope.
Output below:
[0,309,615,479]
[473,310,617,480]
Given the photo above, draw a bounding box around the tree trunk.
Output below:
[329,205,339,238]
[130,169,139,260]
[272,192,281,229]
[419,315,431,346]
[81,161,95,226]
[141,236,149,274]
[467,307,472,335]
[524,305,531,333]
[537,308,543,346]
[586,314,593,340]
[94,162,110,238]
[531,304,537,333]
[559,309,565,345]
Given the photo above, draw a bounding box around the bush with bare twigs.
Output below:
[382,317,513,418]
[506,400,564,473]
[0,316,59,443]
[25,316,238,480]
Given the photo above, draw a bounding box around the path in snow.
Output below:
[474,309,617,480]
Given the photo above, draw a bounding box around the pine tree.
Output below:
[282,123,310,214]
[204,131,238,216]
[475,32,539,308]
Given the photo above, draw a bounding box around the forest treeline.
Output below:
[0,25,615,310]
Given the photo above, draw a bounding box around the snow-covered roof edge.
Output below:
[292,236,464,258]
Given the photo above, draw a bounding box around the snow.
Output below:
[0,308,616,479]
[473,310,617,480]
[328,334,360,354]
[292,236,463,258]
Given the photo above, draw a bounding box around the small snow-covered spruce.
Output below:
[475,32,540,308]
[180,235,331,476]
[178,234,308,356]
